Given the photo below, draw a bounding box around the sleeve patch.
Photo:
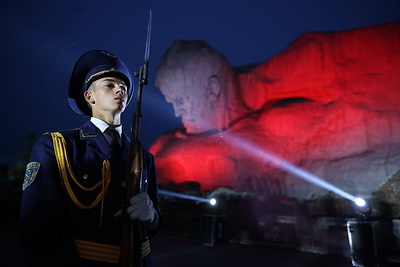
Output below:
[23,162,41,190]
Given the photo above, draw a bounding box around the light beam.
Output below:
[159,189,216,205]
[223,132,362,205]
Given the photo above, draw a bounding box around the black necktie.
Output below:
[106,128,121,151]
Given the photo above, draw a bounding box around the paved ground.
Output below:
[1,226,353,267]
[151,234,353,267]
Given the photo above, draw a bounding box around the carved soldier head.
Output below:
[156,41,245,134]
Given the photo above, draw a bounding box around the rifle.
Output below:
[119,10,152,267]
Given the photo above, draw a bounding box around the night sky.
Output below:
[1,0,399,162]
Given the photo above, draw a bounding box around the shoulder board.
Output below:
[43,128,80,135]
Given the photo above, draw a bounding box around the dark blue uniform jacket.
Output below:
[20,121,161,266]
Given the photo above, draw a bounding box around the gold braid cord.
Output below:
[51,132,111,224]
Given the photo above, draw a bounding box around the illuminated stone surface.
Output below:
[151,22,400,199]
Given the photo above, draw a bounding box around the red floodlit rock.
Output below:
[151,21,400,200]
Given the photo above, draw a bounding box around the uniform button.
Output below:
[83,174,89,180]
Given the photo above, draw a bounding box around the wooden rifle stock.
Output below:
[120,11,152,266]
[119,140,147,267]
[119,65,149,266]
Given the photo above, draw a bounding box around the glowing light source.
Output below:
[355,197,366,207]
[209,198,217,206]
[353,197,370,215]
[159,189,216,205]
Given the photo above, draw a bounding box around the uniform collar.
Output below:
[90,117,122,137]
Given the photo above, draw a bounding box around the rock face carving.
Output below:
[150,21,400,200]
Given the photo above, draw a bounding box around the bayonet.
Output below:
[133,10,152,141]
[144,10,152,63]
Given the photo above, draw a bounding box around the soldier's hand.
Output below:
[127,192,155,222]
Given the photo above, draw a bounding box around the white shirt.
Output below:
[90,117,122,137]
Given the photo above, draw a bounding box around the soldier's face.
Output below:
[85,76,128,115]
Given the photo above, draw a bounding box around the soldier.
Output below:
[20,50,161,266]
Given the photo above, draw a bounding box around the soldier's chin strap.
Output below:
[51,132,111,226]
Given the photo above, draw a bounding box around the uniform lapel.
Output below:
[80,121,113,159]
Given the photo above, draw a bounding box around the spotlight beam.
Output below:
[159,189,216,205]
[223,133,360,203]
